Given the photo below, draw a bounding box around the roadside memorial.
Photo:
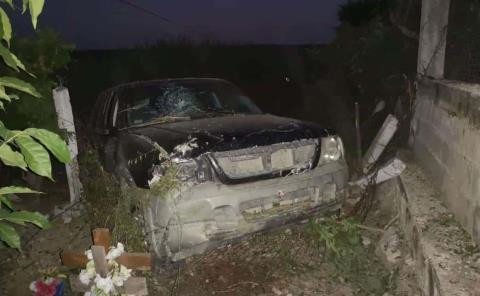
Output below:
[60,228,150,295]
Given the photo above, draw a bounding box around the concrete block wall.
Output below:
[393,160,480,295]
[412,78,480,243]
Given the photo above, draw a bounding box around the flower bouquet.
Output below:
[78,243,132,296]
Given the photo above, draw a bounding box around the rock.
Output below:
[376,226,402,269]
[218,275,227,283]
[53,204,80,224]
[404,253,414,266]
[362,236,372,247]
[272,286,282,295]
[62,215,72,224]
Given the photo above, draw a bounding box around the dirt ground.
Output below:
[0,185,419,296]
[0,219,365,296]
[0,214,91,295]
[148,225,357,296]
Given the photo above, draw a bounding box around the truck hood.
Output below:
[120,114,334,159]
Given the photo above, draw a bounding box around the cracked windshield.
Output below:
[119,81,262,127]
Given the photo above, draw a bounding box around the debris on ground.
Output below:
[362,114,399,173]
[352,157,406,188]
[0,215,92,295]
[53,202,85,224]
[375,226,403,269]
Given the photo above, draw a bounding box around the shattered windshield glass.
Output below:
[117,80,262,127]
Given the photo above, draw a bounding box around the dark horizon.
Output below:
[11,0,346,50]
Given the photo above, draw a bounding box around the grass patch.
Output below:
[79,147,146,251]
[305,217,393,295]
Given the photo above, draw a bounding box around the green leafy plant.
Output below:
[0,0,71,250]
[305,217,391,295]
[305,216,362,258]
[1,29,74,131]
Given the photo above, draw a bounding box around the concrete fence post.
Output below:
[417,0,451,79]
[53,87,83,203]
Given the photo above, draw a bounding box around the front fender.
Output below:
[115,134,160,188]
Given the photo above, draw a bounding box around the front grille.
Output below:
[209,139,319,182]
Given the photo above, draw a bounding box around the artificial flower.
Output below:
[85,249,93,260]
[79,242,132,295]
[94,274,115,294]
[79,261,96,285]
[106,243,124,260]
[111,265,132,287]
[29,277,60,296]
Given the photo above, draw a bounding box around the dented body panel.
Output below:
[145,160,348,261]
[116,114,334,187]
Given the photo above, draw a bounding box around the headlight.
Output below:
[173,157,212,183]
[149,157,212,187]
[319,136,344,164]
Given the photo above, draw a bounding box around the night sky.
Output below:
[13,0,347,49]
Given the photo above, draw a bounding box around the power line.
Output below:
[115,0,176,25]
[113,0,205,36]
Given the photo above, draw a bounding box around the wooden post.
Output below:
[91,246,108,277]
[60,250,152,270]
[92,228,111,251]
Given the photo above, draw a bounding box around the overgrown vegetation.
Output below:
[293,0,418,157]
[305,217,393,295]
[79,147,145,251]
[0,0,72,250]
[79,144,179,252]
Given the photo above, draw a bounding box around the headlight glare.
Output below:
[319,136,344,164]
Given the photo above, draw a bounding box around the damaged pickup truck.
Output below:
[90,78,348,263]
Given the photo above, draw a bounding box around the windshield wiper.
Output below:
[205,107,237,115]
[127,116,191,128]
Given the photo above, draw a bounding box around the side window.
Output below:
[112,99,119,128]
[103,92,114,128]
[92,92,113,133]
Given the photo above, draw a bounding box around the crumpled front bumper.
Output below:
[144,160,348,262]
